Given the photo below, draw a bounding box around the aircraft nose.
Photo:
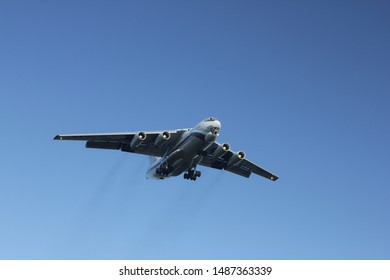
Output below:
[212,120,221,135]
[215,119,221,129]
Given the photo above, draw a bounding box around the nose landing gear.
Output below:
[183,168,201,181]
[156,165,170,176]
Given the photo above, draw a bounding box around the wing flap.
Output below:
[225,164,252,178]
[86,141,122,150]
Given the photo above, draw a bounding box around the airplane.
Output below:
[53,117,278,182]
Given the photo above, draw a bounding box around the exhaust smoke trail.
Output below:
[130,170,225,258]
[88,154,128,211]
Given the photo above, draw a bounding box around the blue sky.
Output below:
[1,0,389,259]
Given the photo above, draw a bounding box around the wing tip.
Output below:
[271,176,279,181]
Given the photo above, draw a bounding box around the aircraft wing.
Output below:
[53,129,189,157]
[199,142,279,181]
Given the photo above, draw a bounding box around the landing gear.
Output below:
[156,165,170,176]
[183,168,201,181]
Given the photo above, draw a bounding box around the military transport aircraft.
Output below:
[54,117,278,181]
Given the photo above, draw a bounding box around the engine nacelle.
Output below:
[212,143,230,159]
[154,131,170,146]
[227,151,246,167]
[205,132,216,143]
[130,132,146,150]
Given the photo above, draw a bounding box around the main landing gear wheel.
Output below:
[183,169,201,181]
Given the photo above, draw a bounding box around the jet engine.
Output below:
[130,132,146,150]
[154,131,170,146]
[212,143,230,159]
[227,151,246,167]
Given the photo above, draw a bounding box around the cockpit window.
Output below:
[205,117,216,122]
